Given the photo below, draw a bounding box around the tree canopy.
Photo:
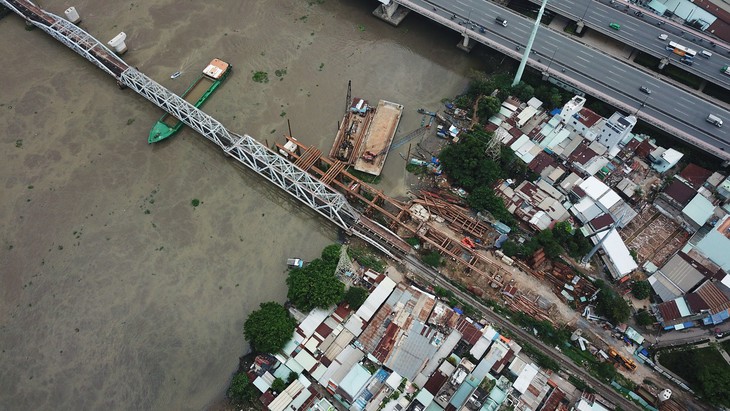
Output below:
[287,258,345,312]
[661,347,730,406]
[243,302,296,353]
[635,309,654,326]
[500,222,593,261]
[594,281,631,324]
[228,372,258,403]
[439,130,502,192]
[631,280,651,300]
[344,286,369,310]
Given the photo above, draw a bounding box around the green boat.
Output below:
[148,58,232,143]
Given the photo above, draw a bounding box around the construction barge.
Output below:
[329,97,403,176]
[148,58,231,143]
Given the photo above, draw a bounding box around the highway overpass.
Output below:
[375,0,730,159]
[524,0,730,90]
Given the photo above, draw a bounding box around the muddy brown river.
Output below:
[0,0,485,409]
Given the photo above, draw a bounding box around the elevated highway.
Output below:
[525,0,730,89]
[380,0,730,159]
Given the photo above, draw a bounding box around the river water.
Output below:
[0,0,483,409]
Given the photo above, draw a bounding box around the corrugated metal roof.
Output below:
[356,276,396,321]
[424,371,448,395]
[470,335,492,360]
[384,321,439,380]
[513,363,539,394]
[298,309,330,340]
[449,382,475,408]
[415,389,435,408]
[683,194,715,227]
[649,272,684,302]
[254,371,275,393]
[658,253,705,293]
[344,315,365,337]
[594,230,637,277]
[679,164,713,189]
[579,176,610,201]
[690,281,730,314]
[294,349,318,372]
[696,216,730,271]
[338,363,371,401]
[663,180,696,206]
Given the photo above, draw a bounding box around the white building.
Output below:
[597,112,636,153]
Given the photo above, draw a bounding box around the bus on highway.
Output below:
[666,41,697,58]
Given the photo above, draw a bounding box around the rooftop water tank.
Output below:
[64,7,81,24]
[108,32,127,54]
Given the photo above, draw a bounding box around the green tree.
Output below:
[595,283,631,324]
[631,281,651,300]
[321,244,341,265]
[271,377,286,393]
[287,258,345,312]
[501,240,521,257]
[477,96,501,121]
[635,309,654,326]
[697,366,730,405]
[467,187,514,226]
[595,361,617,382]
[511,82,535,101]
[243,302,296,353]
[422,251,442,268]
[439,132,502,191]
[228,372,251,401]
[344,286,369,309]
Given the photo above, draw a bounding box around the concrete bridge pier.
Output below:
[457,33,476,52]
[372,0,409,26]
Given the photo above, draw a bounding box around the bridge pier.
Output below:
[457,33,476,53]
[372,1,409,26]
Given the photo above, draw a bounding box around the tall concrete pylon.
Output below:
[512,0,550,87]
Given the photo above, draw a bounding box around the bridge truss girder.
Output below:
[1,0,128,78]
[119,68,360,231]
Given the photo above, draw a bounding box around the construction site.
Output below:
[328,83,404,176]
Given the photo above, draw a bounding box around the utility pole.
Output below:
[513,0,549,86]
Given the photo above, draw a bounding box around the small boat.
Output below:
[287,258,305,269]
[170,71,182,79]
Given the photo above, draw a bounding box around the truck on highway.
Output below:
[722,65,730,76]
[148,58,231,143]
[707,114,723,127]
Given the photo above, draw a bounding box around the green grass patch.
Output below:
[405,163,428,175]
[252,71,269,83]
[405,237,420,247]
[659,346,730,406]
[347,246,386,273]
[421,251,442,267]
[520,342,561,371]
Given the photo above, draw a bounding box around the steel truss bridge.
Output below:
[0,0,412,259]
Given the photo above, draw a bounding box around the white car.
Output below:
[658,33,668,41]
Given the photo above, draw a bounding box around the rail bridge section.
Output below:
[0,0,409,259]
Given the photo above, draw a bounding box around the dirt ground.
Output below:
[0,1,483,410]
